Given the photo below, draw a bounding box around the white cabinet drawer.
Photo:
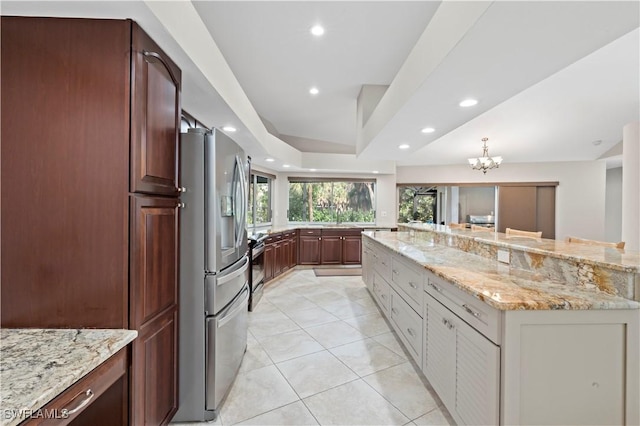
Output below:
[372,272,390,314]
[425,272,501,345]
[391,255,424,312]
[372,247,392,283]
[390,288,422,365]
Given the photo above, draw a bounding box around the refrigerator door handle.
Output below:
[217,285,249,328]
[216,256,249,287]
[233,155,247,250]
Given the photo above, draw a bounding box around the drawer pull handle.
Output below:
[381,261,387,266]
[392,269,398,274]
[408,282,417,289]
[442,318,455,330]
[380,294,387,300]
[428,282,443,293]
[64,389,95,415]
[406,328,416,337]
[391,308,399,315]
[462,304,480,318]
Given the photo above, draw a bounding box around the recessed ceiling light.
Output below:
[421,127,435,134]
[398,144,410,150]
[222,126,236,132]
[310,25,325,36]
[372,170,379,174]
[459,99,478,107]
[282,164,290,168]
[309,87,319,95]
[309,168,317,172]
[265,158,275,162]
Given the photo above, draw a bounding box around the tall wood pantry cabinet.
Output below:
[1,17,181,425]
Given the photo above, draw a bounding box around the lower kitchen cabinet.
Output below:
[320,235,342,264]
[264,244,275,281]
[131,308,178,425]
[342,235,362,264]
[425,293,500,426]
[299,234,321,265]
[365,234,640,426]
[26,349,129,426]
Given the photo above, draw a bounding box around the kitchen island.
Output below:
[362,229,639,425]
[0,328,137,426]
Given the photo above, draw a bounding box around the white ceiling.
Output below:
[2,1,639,172]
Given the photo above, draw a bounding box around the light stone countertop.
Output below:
[249,224,395,237]
[364,231,640,311]
[399,222,640,273]
[0,328,137,426]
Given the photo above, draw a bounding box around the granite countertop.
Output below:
[364,231,640,311]
[399,222,640,273]
[0,328,137,426]
[252,224,394,236]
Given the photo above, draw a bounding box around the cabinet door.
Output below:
[281,239,291,273]
[320,236,342,264]
[290,236,298,268]
[454,317,500,426]
[264,244,275,282]
[425,295,456,408]
[299,237,321,265]
[342,235,362,264]
[131,308,178,426]
[131,23,181,196]
[130,195,179,328]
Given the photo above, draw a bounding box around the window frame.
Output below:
[287,177,377,225]
[247,170,274,231]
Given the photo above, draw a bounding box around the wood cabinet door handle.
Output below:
[143,50,179,87]
[64,389,95,415]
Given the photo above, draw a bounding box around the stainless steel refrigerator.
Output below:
[173,128,249,422]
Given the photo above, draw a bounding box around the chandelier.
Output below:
[468,137,502,174]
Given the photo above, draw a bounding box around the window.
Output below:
[248,172,273,229]
[288,179,376,223]
[398,186,437,223]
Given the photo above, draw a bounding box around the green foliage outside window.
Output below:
[288,181,376,223]
[248,174,272,226]
[398,186,436,223]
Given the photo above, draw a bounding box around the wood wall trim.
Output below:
[397,181,559,188]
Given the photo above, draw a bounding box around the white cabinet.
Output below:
[390,287,422,365]
[425,294,500,426]
[391,255,424,313]
[372,272,390,315]
[361,240,374,290]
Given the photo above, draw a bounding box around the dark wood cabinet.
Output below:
[131,26,181,196]
[290,233,298,268]
[264,244,275,281]
[298,229,322,265]
[1,17,180,426]
[131,309,178,426]
[130,195,179,328]
[320,235,343,264]
[342,235,362,264]
[1,17,130,329]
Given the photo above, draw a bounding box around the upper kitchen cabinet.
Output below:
[131,24,181,196]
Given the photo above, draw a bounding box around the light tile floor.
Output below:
[172,269,454,426]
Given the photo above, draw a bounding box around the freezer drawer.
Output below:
[205,255,249,315]
[205,284,249,412]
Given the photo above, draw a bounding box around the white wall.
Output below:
[605,167,623,243]
[270,172,397,228]
[397,161,607,240]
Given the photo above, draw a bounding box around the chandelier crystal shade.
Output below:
[468,137,502,174]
